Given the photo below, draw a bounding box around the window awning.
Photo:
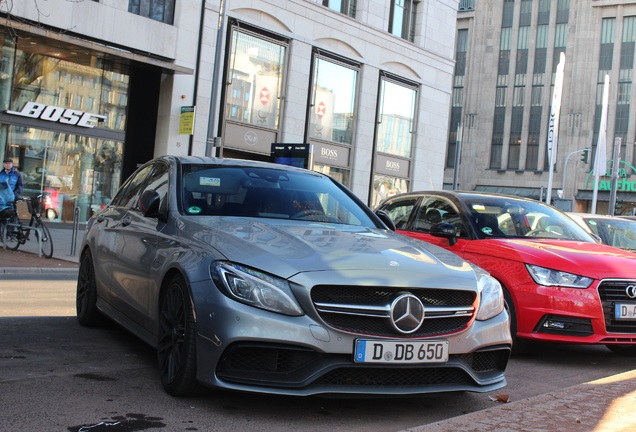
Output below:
[575,190,636,202]
[9,19,193,75]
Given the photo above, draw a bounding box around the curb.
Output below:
[0,267,79,275]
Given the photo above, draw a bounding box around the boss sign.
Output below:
[6,102,107,128]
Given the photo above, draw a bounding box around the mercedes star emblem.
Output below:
[389,293,425,334]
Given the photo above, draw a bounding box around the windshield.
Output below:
[463,196,595,242]
[180,164,377,227]
[582,217,636,251]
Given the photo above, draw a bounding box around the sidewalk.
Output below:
[1,223,635,431]
[0,222,82,274]
[402,369,636,432]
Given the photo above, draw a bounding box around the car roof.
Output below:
[568,212,628,220]
[384,190,542,204]
[158,155,324,176]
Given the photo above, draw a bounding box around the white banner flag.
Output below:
[595,75,609,176]
[545,52,566,204]
[591,74,610,213]
[547,52,566,167]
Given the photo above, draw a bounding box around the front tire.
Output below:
[157,275,198,396]
[76,250,104,326]
[503,288,529,355]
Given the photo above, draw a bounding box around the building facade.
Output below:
[1,0,460,223]
[447,0,636,216]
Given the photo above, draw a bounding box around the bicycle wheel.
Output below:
[3,218,21,251]
[34,220,54,258]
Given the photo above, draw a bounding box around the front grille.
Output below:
[311,285,476,337]
[598,280,636,333]
[216,343,509,391]
[218,344,324,374]
[462,350,509,373]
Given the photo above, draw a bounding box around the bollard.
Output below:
[69,206,80,256]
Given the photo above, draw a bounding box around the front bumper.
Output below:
[514,278,636,345]
[214,342,509,395]
[192,279,511,396]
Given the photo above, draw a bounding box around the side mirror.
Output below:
[139,189,162,219]
[375,210,396,231]
[589,232,603,244]
[430,222,458,246]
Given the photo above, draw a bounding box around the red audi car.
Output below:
[375,191,636,355]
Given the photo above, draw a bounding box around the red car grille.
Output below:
[598,280,636,333]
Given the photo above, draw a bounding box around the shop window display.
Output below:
[0,31,129,223]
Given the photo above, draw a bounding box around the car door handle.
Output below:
[121,216,132,226]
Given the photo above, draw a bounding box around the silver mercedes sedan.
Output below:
[76,155,511,396]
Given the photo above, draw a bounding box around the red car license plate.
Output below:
[615,303,636,320]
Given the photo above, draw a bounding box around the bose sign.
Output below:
[6,102,107,128]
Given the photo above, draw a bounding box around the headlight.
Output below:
[525,264,593,288]
[211,262,304,316]
[475,271,504,321]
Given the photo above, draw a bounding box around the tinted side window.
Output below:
[136,162,170,213]
[382,197,418,229]
[112,164,154,209]
[415,197,467,237]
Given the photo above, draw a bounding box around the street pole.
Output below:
[561,147,589,201]
[608,137,621,215]
[206,0,228,158]
[452,120,463,190]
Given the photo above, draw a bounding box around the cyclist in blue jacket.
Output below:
[0,158,23,198]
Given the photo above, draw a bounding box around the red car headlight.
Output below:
[525,264,593,288]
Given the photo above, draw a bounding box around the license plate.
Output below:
[354,340,449,364]
[615,303,636,320]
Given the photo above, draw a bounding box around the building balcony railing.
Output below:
[459,0,475,12]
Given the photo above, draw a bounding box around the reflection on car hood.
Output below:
[187,217,477,282]
[468,238,636,279]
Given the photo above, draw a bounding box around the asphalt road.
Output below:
[1,276,635,432]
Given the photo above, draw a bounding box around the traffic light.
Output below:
[615,200,623,215]
[580,148,590,164]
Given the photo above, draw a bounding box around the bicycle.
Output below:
[0,194,54,259]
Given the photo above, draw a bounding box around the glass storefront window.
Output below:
[1,32,130,223]
[5,42,129,132]
[313,164,350,186]
[4,126,122,222]
[376,78,417,158]
[372,174,409,208]
[226,28,286,130]
[372,75,417,206]
[309,56,358,144]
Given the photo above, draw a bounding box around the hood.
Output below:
[467,238,636,280]
[184,217,478,286]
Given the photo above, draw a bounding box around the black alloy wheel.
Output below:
[76,250,104,326]
[157,275,198,396]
